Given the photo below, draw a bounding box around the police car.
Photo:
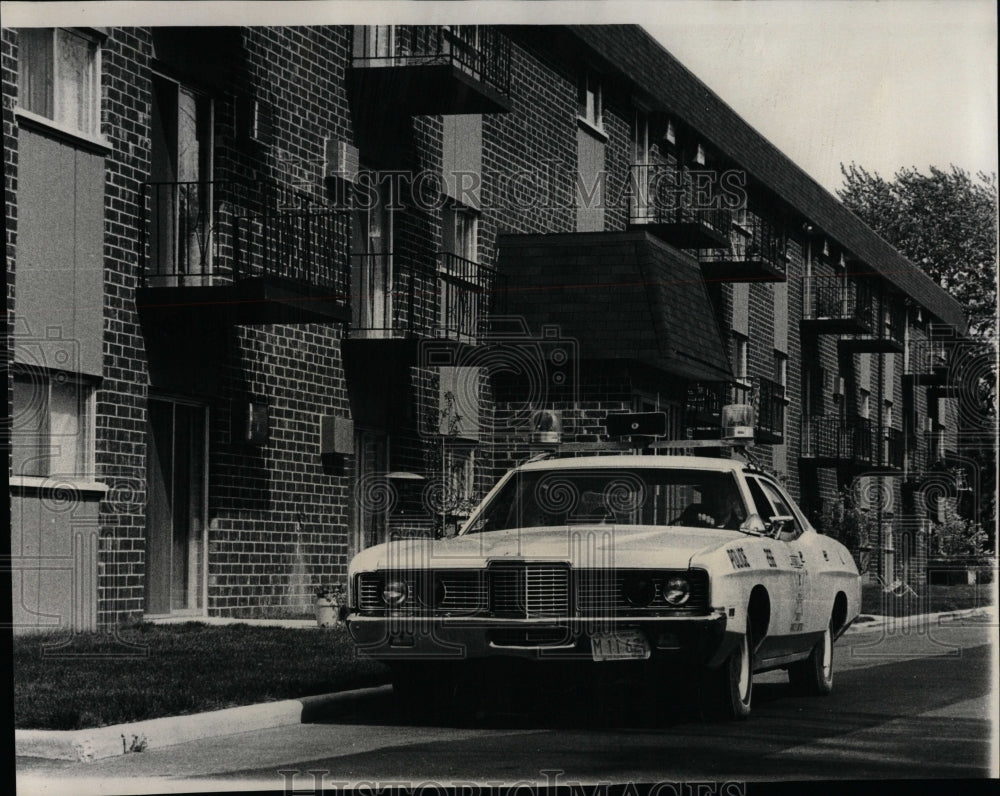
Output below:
[345,417,861,720]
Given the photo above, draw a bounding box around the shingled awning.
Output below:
[559,25,968,335]
[498,230,733,382]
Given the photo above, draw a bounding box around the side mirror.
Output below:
[768,515,797,538]
[740,513,768,535]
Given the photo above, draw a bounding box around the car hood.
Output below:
[349,524,742,572]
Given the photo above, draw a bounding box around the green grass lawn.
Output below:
[14,622,388,731]
[860,583,995,617]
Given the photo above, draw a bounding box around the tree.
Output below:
[839,164,998,555]
[818,489,878,572]
[838,164,997,341]
[930,500,989,560]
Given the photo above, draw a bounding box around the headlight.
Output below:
[663,576,690,606]
[381,579,409,607]
[623,573,656,607]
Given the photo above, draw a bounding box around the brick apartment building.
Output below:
[5,24,970,630]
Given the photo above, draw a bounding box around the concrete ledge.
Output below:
[15,685,390,762]
[844,606,996,636]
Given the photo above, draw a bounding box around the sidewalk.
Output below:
[843,604,997,636]
[16,605,996,763]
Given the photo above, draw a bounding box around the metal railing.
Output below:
[700,213,787,277]
[438,253,499,341]
[629,163,732,237]
[233,208,350,294]
[349,253,438,337]
[803,277,874,329]
[685,382,751,429]
[353,25,511,97]
[905,338,950,375]
[142,181,222,286]
[141,181,348,295]
[801,416,874,465]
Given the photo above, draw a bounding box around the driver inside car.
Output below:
[672,483,746,530]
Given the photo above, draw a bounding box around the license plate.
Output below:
[590,631,651,661]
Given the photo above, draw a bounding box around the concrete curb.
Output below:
[15,685,390,763]
[844,605,996,636]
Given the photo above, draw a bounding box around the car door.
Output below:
[745,476,815,660]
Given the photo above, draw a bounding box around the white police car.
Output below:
[346,449,861,720]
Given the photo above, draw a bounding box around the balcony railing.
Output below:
[143,181,223,287]
[802,277,875,334]
[754,376,786,444]
[140,181,351,323]
[685,382,750,437]
[233,208,350,293]
[905,339,950,387]
[349,252,502,342]
[838,291,906,353]
[352,25,511,103]
[629,164,732,248]
[350,253,434,338]
[438,253,499,341]
[801,416,874,466]
[699,214,788,282]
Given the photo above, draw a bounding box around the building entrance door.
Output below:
[145,398,207,615]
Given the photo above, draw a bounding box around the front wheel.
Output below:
[788,625,834,696]
[704,631,753,719]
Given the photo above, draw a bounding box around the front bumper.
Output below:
[345,611,728,663]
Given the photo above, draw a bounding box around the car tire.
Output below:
[705,629,753,720]
[788,624,834,696]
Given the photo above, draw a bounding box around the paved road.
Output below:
[17,617,997,794]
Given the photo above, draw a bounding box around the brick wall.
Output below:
[96,27,154,625]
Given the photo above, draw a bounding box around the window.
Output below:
[440,207,480,339]
[774,351,788,392]
[577,71,602,129]
[859,389,871,420]
[442,206,478,263]
[734,334,749,386]
[12,369,94,479]
[18,28,100,136]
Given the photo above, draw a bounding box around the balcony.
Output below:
[684,382,750,439]
[699,215,788,283]
[904,339,950,388]
[801,416,874,468]
[137,181,351,326]
[347,252,499,343]
[628,164,732,249]
[684,379,785,444]
[837,292,906,354]
[348,25,512,116]
[801,277,875,335]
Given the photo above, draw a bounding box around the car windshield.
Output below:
[462,467,747,534]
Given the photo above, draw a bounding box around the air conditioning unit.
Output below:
[325,139,359,183]
[721,404,755,441]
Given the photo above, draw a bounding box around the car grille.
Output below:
[355,566,707,615]
[576,569,710,613]
[433,573,487,613]
[490,564,569,618]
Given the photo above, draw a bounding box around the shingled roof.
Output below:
[566,25,968,335]
[498,230,734,383]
